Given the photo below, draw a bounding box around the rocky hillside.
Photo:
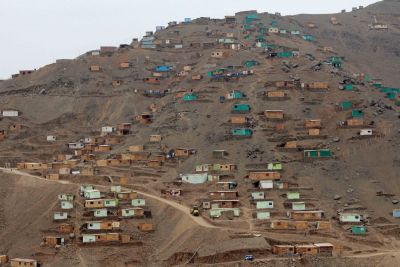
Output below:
[0,1,400,266]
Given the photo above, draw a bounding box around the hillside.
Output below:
[0,1,400,266]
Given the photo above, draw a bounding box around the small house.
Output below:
[256,200,274,209]
[44,236,65,246]
[304,149,332,159]
[94,209,108,218]
[84,189,101,199]
[2,110,19,117]
[266,91,286,98]
[259,180,273,189]
[295,245,318,255]
[181,173,208,184]
[232,104,251,113]
[256,211,271,220]
[249,171,281,181]
[149,134,162,143]
[231,128,253,137]
[226,90,245,100]
[212,150,228,159]
[54,212,68,221]
[287,192,300,200]
[272,245,295,256]
[59,223,74,234]
[111,185,122,193]
[120,207,144,218]
[268,27,279,33]
[243,60,258,68]
[117,191,138,200]
[302,34,315,41]
[101,126,116,134]
[46,135,56,142]
[90,65,101,72]
[305,119,321,128]
[135,114,153,124]
[229,116,251,124]
[264,110,284,120]
[393,209,400,218]
[352,109,364,118]
[58,194,75,201]
[46,173,59,180]
[360,129,373,136]
[251,191,265,200]
[143,77,160,84]
[352,225,367,235]
[119,62,130,69]
[211,51,226,58]
[131,199,146,207]
[183,93,198,101]
[154,65,172,72]
[10,258,38,267]
[339,213,362,223]
[309,128,320,136]
[314,243,334,256]
[289,210,324,221]
[0,255,7,265]
[346,118,364,127]
[138,223,155,232]
[267,162,282,171]
[209,190,238,200]
[292,202,306,211]
[86,221,120,231]
[68,143,84,149]
[61,200,74,210]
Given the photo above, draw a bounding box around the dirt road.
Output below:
[0,168,218,229]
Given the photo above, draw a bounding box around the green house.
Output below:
[227,90,245,99]
[304,149,332,158]
[302,34,315,41]
[183,93,198,101]
[277,51,294,58]
[246,14,259,20]
[104,199,119,208]
[243,60,259,68]
[251,192,265,200]
[256,201,274,209]
[131,198,146,207]
[255,35,266,42]
[386,92,397,100]
[351,225,367,235]
[244,34,252,40]
[351,109,364,118]
[328,56,343,68]
[210,208,240,218]
[256,211,271,220]
[343,84,354,91]
[287,192,300,200]
[339,101,353,110]
[267,162,282,171]
[232,128,253,137]
[373,82,382,88]
[232,104,251,113]
[292,202,306,211]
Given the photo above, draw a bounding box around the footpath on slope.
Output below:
[0,167,218,229]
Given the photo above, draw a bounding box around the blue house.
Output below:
[302,34,315,41]
[154,65,172,72]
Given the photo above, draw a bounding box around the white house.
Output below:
[47,135,57,142]
[259,180,273,189]
[2,110,19,117]
[360,129,373,136]
[101,126,116,133]
[67,143,84,149]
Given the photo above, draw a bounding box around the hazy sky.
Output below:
[0,0,380,79]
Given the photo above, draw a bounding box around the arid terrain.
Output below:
[0,1,400,266]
